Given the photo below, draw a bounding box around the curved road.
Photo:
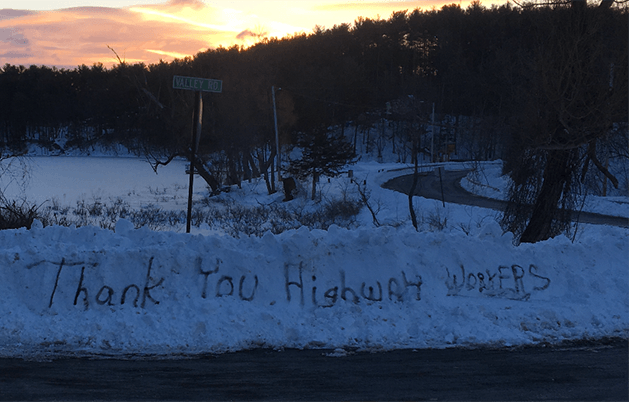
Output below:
[383,169,629,228]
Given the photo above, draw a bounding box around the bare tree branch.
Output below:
[587,141,619,188]
[145,152,180,173]
[107,45,125,65]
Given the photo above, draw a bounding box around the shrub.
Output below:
[0,197,40,230]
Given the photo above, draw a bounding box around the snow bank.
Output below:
[1,219,626,358]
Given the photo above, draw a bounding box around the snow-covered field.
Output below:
[0,155,626,359]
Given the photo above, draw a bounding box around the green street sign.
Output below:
[173,75,222,93]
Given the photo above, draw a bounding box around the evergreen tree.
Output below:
[289,130,356,200]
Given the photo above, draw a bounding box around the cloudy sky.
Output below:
[1,0,491,69]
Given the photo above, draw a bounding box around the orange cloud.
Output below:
[145,48,193,59]
[165,0,206,10]
[0,4,225,68]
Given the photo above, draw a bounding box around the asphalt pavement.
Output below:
[383,169,629,228]
[0,339,627,401]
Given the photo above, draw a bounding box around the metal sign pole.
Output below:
[172,74,220,234]
[186,91,203,233]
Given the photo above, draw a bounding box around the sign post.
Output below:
[173,75,222,233]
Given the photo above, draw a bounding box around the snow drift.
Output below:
[0,218,626,358]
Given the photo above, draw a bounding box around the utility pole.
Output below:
[430,102,435,163]
[272,86,281,183]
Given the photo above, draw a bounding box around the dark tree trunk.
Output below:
[520,149,573,243]
[256,148,276,195]
[192,158,221,195]
[311,172,318,200]
[408,138,419,231]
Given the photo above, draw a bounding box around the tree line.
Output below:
[0,1,626,242]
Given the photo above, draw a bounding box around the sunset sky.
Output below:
[1,0,499,70]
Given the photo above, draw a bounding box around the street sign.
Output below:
[172,74,222,233]
[173,75,222,93]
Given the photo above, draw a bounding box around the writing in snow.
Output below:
[27,256,551,310]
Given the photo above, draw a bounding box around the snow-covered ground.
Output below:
[460,160,629,219]
[0,155,626,359]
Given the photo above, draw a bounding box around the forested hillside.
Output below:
[0,1,627,243]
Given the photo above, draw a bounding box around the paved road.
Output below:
[383,169,629,228]
[0,340,626,401]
